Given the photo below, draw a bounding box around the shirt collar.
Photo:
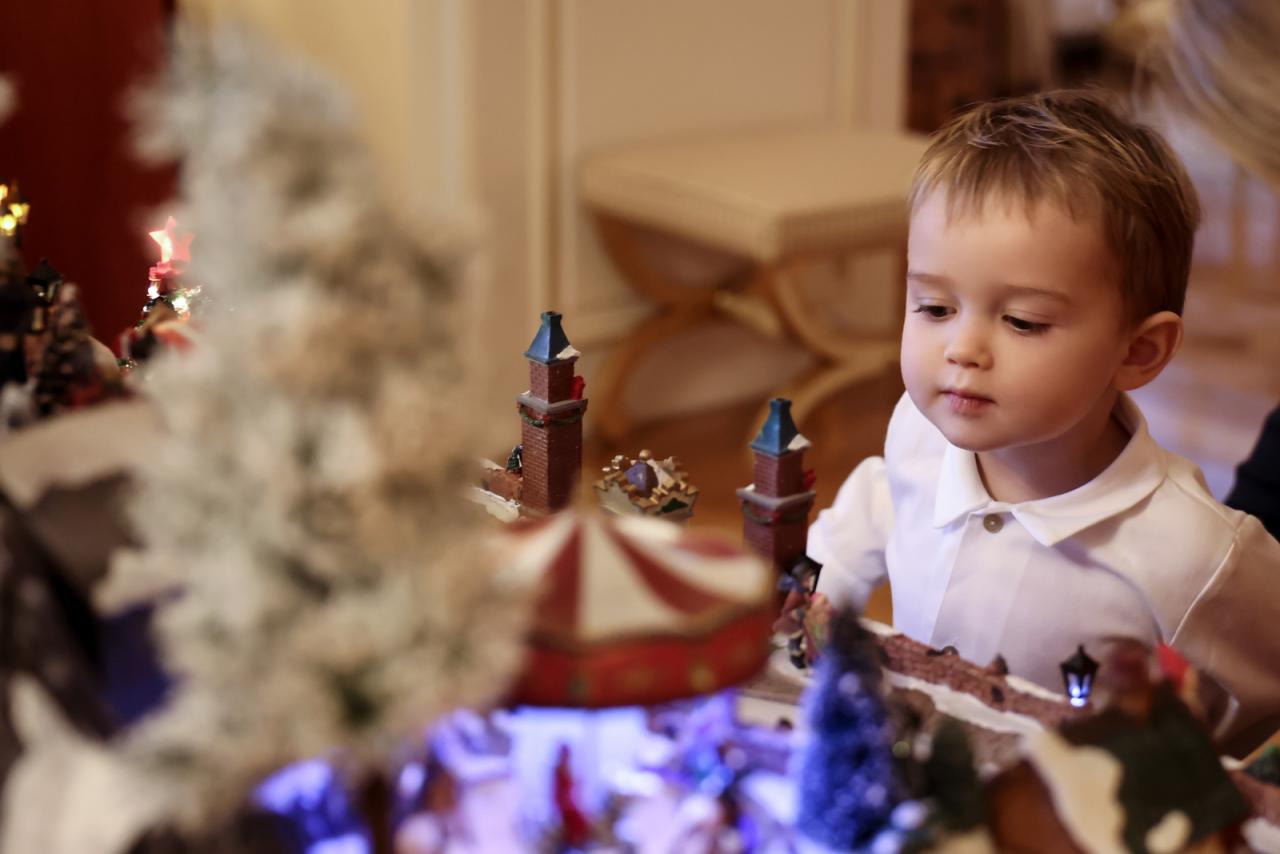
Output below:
[932,394,1168,547]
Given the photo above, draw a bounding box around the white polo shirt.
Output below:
[810,392,1280,756]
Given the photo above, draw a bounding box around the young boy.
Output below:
[809,90,1280,757]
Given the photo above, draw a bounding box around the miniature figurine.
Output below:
[552,743,590,850]
[394,746,466,854]
[594,449,699,522]
[773,556,826,669]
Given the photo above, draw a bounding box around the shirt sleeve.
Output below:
[809,455,893,611]
[1170,513,1280,758]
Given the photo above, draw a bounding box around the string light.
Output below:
[0,183,29,239]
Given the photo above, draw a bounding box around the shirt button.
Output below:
[982,513,1004,533]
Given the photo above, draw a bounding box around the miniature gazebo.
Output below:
[499,511,775,708]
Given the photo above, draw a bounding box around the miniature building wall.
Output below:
[752,451,805,498]
[738,399,816,584]
[520,407,583,514]
[530,359,575,402]
[742,501,811,577]
[519,311,587,517]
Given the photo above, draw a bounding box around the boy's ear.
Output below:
[1115,310,1183,392]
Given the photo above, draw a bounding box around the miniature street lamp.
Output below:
[1060,645,1099,708]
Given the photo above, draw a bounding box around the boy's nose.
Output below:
[944,329,992,370]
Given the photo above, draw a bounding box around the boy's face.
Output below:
[902,190,1131,454]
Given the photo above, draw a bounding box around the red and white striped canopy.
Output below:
[499,512,775,707]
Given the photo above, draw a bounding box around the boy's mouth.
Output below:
[940,388,993,415]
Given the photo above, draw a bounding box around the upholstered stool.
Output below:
[580,125,930,440]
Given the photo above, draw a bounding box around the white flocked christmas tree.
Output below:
[114,26,534,827]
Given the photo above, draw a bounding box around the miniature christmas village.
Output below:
[454,307,1280,853]
[471,310,701,525]
[3,34,1280,854]
[0,182,201,437]
[6,193,1280,850]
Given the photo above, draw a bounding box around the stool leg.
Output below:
[590,211,752,442]
[740,255,901,451]
[593,304,716,442]
[592,212,751,308]
[744,345,898,463]
[767,258,899,362]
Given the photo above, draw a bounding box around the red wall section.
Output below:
[0,1,177,349]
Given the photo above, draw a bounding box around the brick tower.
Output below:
[737,398,816,579]
[519,311,588,515]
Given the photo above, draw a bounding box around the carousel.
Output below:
[500,511,776,709]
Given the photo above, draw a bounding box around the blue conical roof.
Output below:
[524,310,573,363]
[751,398,800,456]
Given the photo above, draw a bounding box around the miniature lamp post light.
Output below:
[1059,644,1099,708]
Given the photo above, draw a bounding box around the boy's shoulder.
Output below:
[1125,443,1245,547]
[1090,444,1259,630]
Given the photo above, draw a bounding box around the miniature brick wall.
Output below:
[479,468,522,502]
[743,514,811,576]
[753,450,805,498]
[529,360,575,402]
[879,633,1082,726]
[521,416,583,513]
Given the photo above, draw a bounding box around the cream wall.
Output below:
[180,0,910,446]
[180,0,472,208]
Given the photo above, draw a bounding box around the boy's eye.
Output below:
[912,305,952,320]
[1004,315,1049,335]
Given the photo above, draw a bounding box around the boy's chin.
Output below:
[928,418,1006,453]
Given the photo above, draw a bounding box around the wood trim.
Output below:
[831,0,860,127]
[528,0,557,317]
[840,0,910,130]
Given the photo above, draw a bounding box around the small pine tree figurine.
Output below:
[796,608,906,851]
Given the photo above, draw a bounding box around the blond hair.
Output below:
[1149,0,1280,189]
[910,89,1201,322]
